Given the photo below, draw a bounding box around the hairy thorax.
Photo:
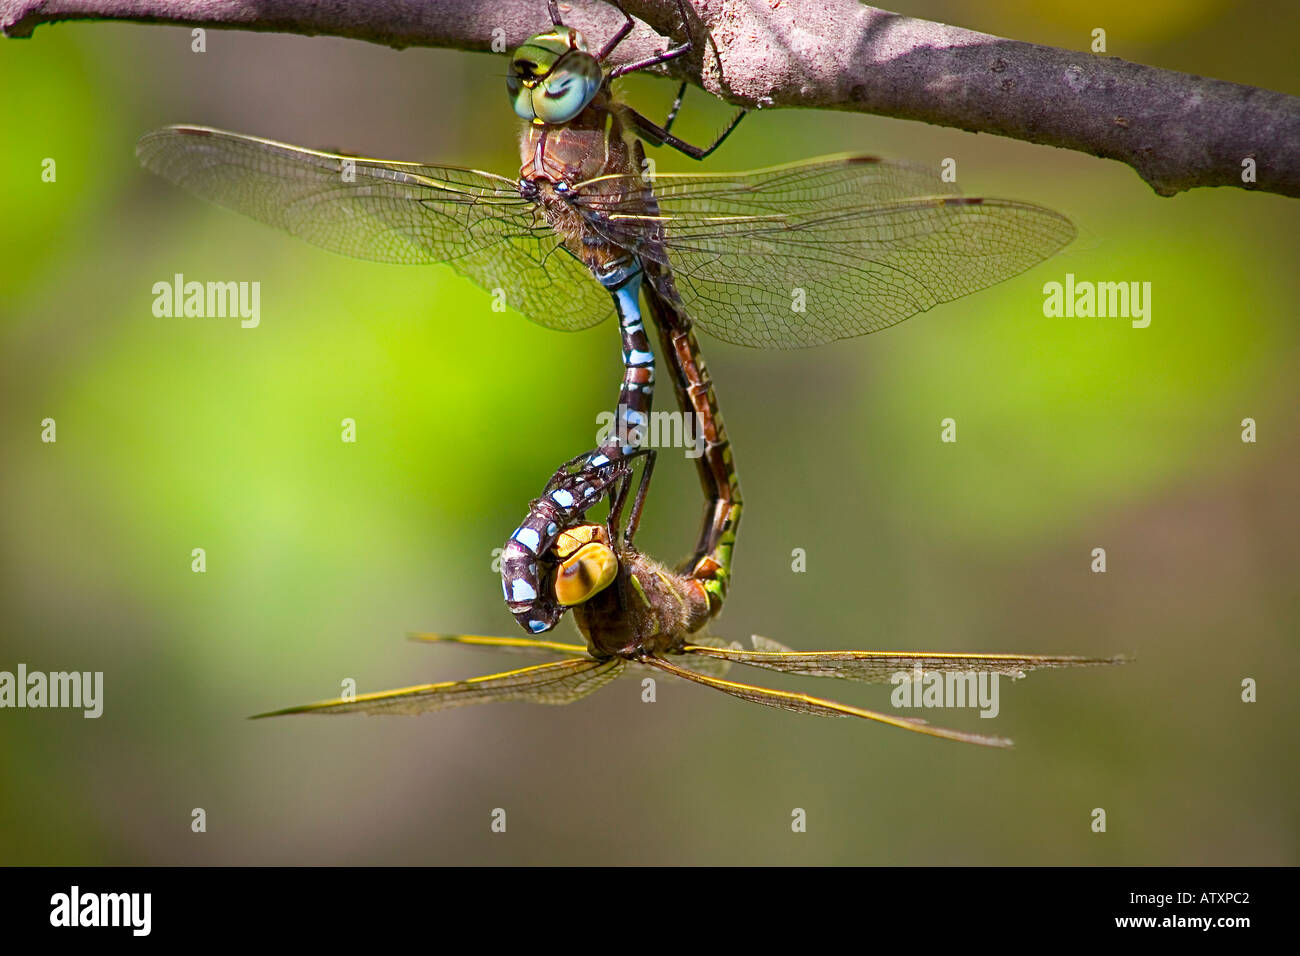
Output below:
[573,550,711,660]
[518,94,648,276]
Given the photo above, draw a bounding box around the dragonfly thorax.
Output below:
[507,26,604,126]
[517,96,651,276]
[574,546,711,660]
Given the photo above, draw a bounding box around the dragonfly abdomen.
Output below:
[596,261,655,457]
[498,259,655,635]
[643,275,743,618]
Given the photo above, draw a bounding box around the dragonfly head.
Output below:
[507,26,603,126]
[552,523,618,607]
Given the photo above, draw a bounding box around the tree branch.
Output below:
[4,0,1297,199]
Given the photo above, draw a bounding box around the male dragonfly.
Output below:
[137,0,1074,632]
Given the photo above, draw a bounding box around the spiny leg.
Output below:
[605,456,635,544]
[605,449,658,549]
[627,103,747,160]
[602,446,655,544]
[603,0,747,158]
[622,446,657,548]
[586,0,733,155]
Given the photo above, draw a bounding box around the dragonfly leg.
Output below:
[627,104,747,160]
[605,465,632,544]
[600,447,654,541]
[621,448,657,549]
[596,2,635,61]
[663,81,688,134]
[606,0,695,79]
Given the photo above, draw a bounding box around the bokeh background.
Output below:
[1,1,1296,865]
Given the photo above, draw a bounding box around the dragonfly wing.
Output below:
[646,658,1012,747]
[252,657,625,717]
[136,126,613,331]
[664,632,742,678]
[574,155,1072,347]
[681,636,1124,683]
[406,632,592,659]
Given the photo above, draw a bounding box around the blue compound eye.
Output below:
[507,29,601,125]
[532,56,601,124]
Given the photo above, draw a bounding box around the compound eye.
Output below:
[507,30,600,125]
[554,542,618,606]
[506,71,536,122]
[533,57,601,124]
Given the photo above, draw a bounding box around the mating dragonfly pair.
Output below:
[139,0,1117,746]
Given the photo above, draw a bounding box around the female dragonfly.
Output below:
[256,459,1120,748]
[137,0,1075,631]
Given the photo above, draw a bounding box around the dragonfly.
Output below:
[255,467,1121,747]
[136,0,1075,637]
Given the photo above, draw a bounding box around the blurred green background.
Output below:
[1,1,1296,865]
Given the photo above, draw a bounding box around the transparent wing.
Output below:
[406,632,591,659]
[136,126,614,331]
[572,155,1074,347]
[681,635,1123,683]
[252,657,624,717]
[660,632,739,679]
[403,632,737,679]
[645,658,1012,747]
